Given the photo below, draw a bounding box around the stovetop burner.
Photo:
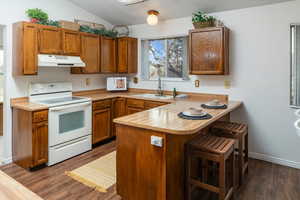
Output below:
[38,96,85,105]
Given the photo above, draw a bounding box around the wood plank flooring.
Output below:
[1,141,300,200]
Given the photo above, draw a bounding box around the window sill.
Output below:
[142,77,190,82]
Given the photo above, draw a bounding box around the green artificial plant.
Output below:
[26,8,49,23]
[192,11,215,23]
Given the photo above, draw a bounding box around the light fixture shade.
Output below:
[147,10,159,26]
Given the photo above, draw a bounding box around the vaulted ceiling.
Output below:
[69,0,292,25]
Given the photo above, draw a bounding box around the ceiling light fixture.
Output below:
[118,0,148,6]
[147,10,159,26]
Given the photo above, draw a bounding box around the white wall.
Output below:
[0,0,112,164]
[129,0,300,168]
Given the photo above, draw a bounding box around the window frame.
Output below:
[141,35,190,82]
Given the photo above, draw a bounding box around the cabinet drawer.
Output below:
[32,110,48,123]
[126,98,144,109]
[144,101,168,109]
[93,99,112,110]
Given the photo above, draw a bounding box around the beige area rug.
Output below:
[65,151,116,193]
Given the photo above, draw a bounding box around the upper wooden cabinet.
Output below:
[62,29,81,56]
[117,37,138,73]
[189,27,229,75]
[38,25,63,54]
[13,22,39,75]
[101,36,117,73]
[72,33,100,74]
[13,22,138,76]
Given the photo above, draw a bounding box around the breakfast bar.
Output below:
[114,100,242,200]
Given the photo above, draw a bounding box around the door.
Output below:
[23,23,38,75]
[49,102,92,146]
[93,108,111,144]
[38,25,63,54]
[112,98,126,136]
[81,33,100,73]
[127,37,138,73]
[127,107,143,115]
[117,38,128,73]
[101,36,116,73]
[62,30,80,56]
[32,121,48,166]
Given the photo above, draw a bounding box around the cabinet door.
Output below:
[101,36,116,73]
[23,23,38,75]
[117,38,128,73]
[112,98,126,136]
[127,38,138,74]
[62,30,80,56]
[38,25,63,54]
[81,33,100,73]
[189,27,229,75]
[93,108,111,144]
[126,107,143,115]
[32,121,48,167]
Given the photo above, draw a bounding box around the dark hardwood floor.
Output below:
[1,141,300,200]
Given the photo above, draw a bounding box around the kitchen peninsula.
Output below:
[113,95,241,200]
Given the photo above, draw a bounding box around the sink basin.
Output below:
[133,93,173,100]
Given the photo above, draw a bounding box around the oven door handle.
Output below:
[50,102,91,112]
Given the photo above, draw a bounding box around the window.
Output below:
[141,36,189,81]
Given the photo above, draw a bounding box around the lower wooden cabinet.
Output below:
[126,107,144,115]
[92,100,112,144]
[112,98,126,136]
[32,121,48,166]
[12,109,48,169]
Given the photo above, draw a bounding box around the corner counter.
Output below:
[114,98,242,200]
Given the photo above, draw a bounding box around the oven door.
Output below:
[49,102,92,147]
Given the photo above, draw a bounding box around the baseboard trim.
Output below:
[249,152,300,169]
[0,157,12,166]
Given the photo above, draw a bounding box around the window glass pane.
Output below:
[59,111,84,134]
[0,50,3,67]
[149,40,166,79]
[167,38,184,78]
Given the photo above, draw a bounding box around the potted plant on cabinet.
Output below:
[192,11,216,29]
[26,8,48,24]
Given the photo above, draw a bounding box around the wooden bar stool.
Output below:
[185,135,236,200]
[211,121,248,186]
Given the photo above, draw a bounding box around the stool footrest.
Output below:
[190,178,220,193]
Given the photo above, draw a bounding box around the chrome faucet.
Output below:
[157,76,163,96]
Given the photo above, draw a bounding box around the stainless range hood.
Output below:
[38,54,86,67]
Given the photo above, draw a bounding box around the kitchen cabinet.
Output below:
[12,109,48,169]
[38,25,63,54]
[144,100,168,110]
[62,29,81,56]
[112,98,126,136]
[13,22,38,75]
[92,99,112,144]
[101,36,117,73]
[72,33,100,74]
[32,121,48,166]
[189,27,229,75]
[126,98,145,115]
[117,37,138,73]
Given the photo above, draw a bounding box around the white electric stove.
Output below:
[29,82,92,166]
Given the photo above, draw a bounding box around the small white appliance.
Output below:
[29,82,92,166]
[38,54,86,67]
[106,77,127,91]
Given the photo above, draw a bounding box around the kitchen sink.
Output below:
[133,93,173,100]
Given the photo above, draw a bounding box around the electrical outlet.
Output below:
[195,80,200,88]
[224,80,231,89]
[85,78,91,86]
[151,136,164,147]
